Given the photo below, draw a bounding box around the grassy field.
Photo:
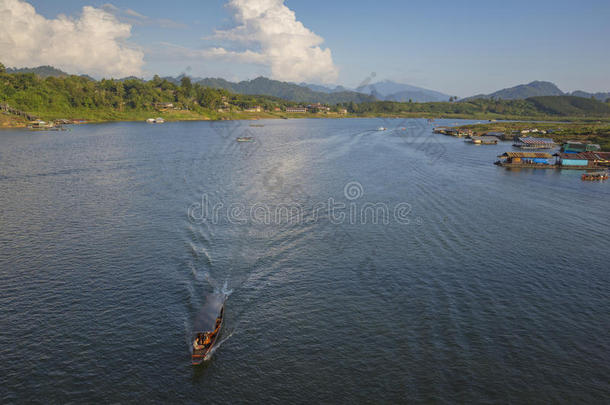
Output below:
[0,112,27,128]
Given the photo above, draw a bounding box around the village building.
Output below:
[307,103,331,112]
[285,107,307,113]
[556,151,610,168]
[243,106,262,113]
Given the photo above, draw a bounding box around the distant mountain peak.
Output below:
[6,65,69,78]
[195,76,376,104]
[463,81,563,101]
[355,80,453,102]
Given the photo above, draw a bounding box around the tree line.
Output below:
[1,61,609,119]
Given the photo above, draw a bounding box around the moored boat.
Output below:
[192,294,226,365]
[581,171,608,181]
[236,136,254,142]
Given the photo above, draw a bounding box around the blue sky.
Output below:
[13,0,610,96]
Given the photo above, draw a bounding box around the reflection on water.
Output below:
[0,119,608,403]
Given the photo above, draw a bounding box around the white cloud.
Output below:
[209,0,338,83]
[0,0,144,78]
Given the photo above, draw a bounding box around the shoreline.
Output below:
[3,111,609,130]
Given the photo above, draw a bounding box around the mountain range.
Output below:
[3,65,609,104]
[302,80,454,102]
[463,80,610,102]
[193,77,375,104]
[354,80,454,102]
[6,65,69,78]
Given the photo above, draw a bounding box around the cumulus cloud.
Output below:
[209,0,338,83]
[0,0,144,78]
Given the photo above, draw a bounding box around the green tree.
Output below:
[0,62,5,74]
[181,76,193,97]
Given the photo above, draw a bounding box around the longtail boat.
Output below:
[192,294,226,365]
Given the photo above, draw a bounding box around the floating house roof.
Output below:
[499,152,553,158]
[518,137,556,145]
[557,152,610,161]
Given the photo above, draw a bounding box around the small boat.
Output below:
[146,117,165,123]
[192,294,226,365]
[236,137,254,142]
[377,127,387,131]
[581,171,608,181]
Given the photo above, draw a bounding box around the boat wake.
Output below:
[204,330,234,361]
[215,279,233,296]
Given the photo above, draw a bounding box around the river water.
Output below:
[1,118,608,403]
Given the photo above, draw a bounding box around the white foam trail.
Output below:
[220,279,233,296]
[204,331,234,361]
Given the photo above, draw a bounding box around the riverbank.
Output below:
[454,121,610,151]
[3,108,610,138]
[0,113,27,128]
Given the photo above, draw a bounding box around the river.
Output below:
[1,118,608,403]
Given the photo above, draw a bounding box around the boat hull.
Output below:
[191,304,224,365]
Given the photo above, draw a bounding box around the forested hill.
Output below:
[196,77,376,104]
[526,96,610,116]
[5,65,70,78]
[1,62,609,121]
[463,81,564,101]
[350,96,610,118]
[464,81,610,102]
